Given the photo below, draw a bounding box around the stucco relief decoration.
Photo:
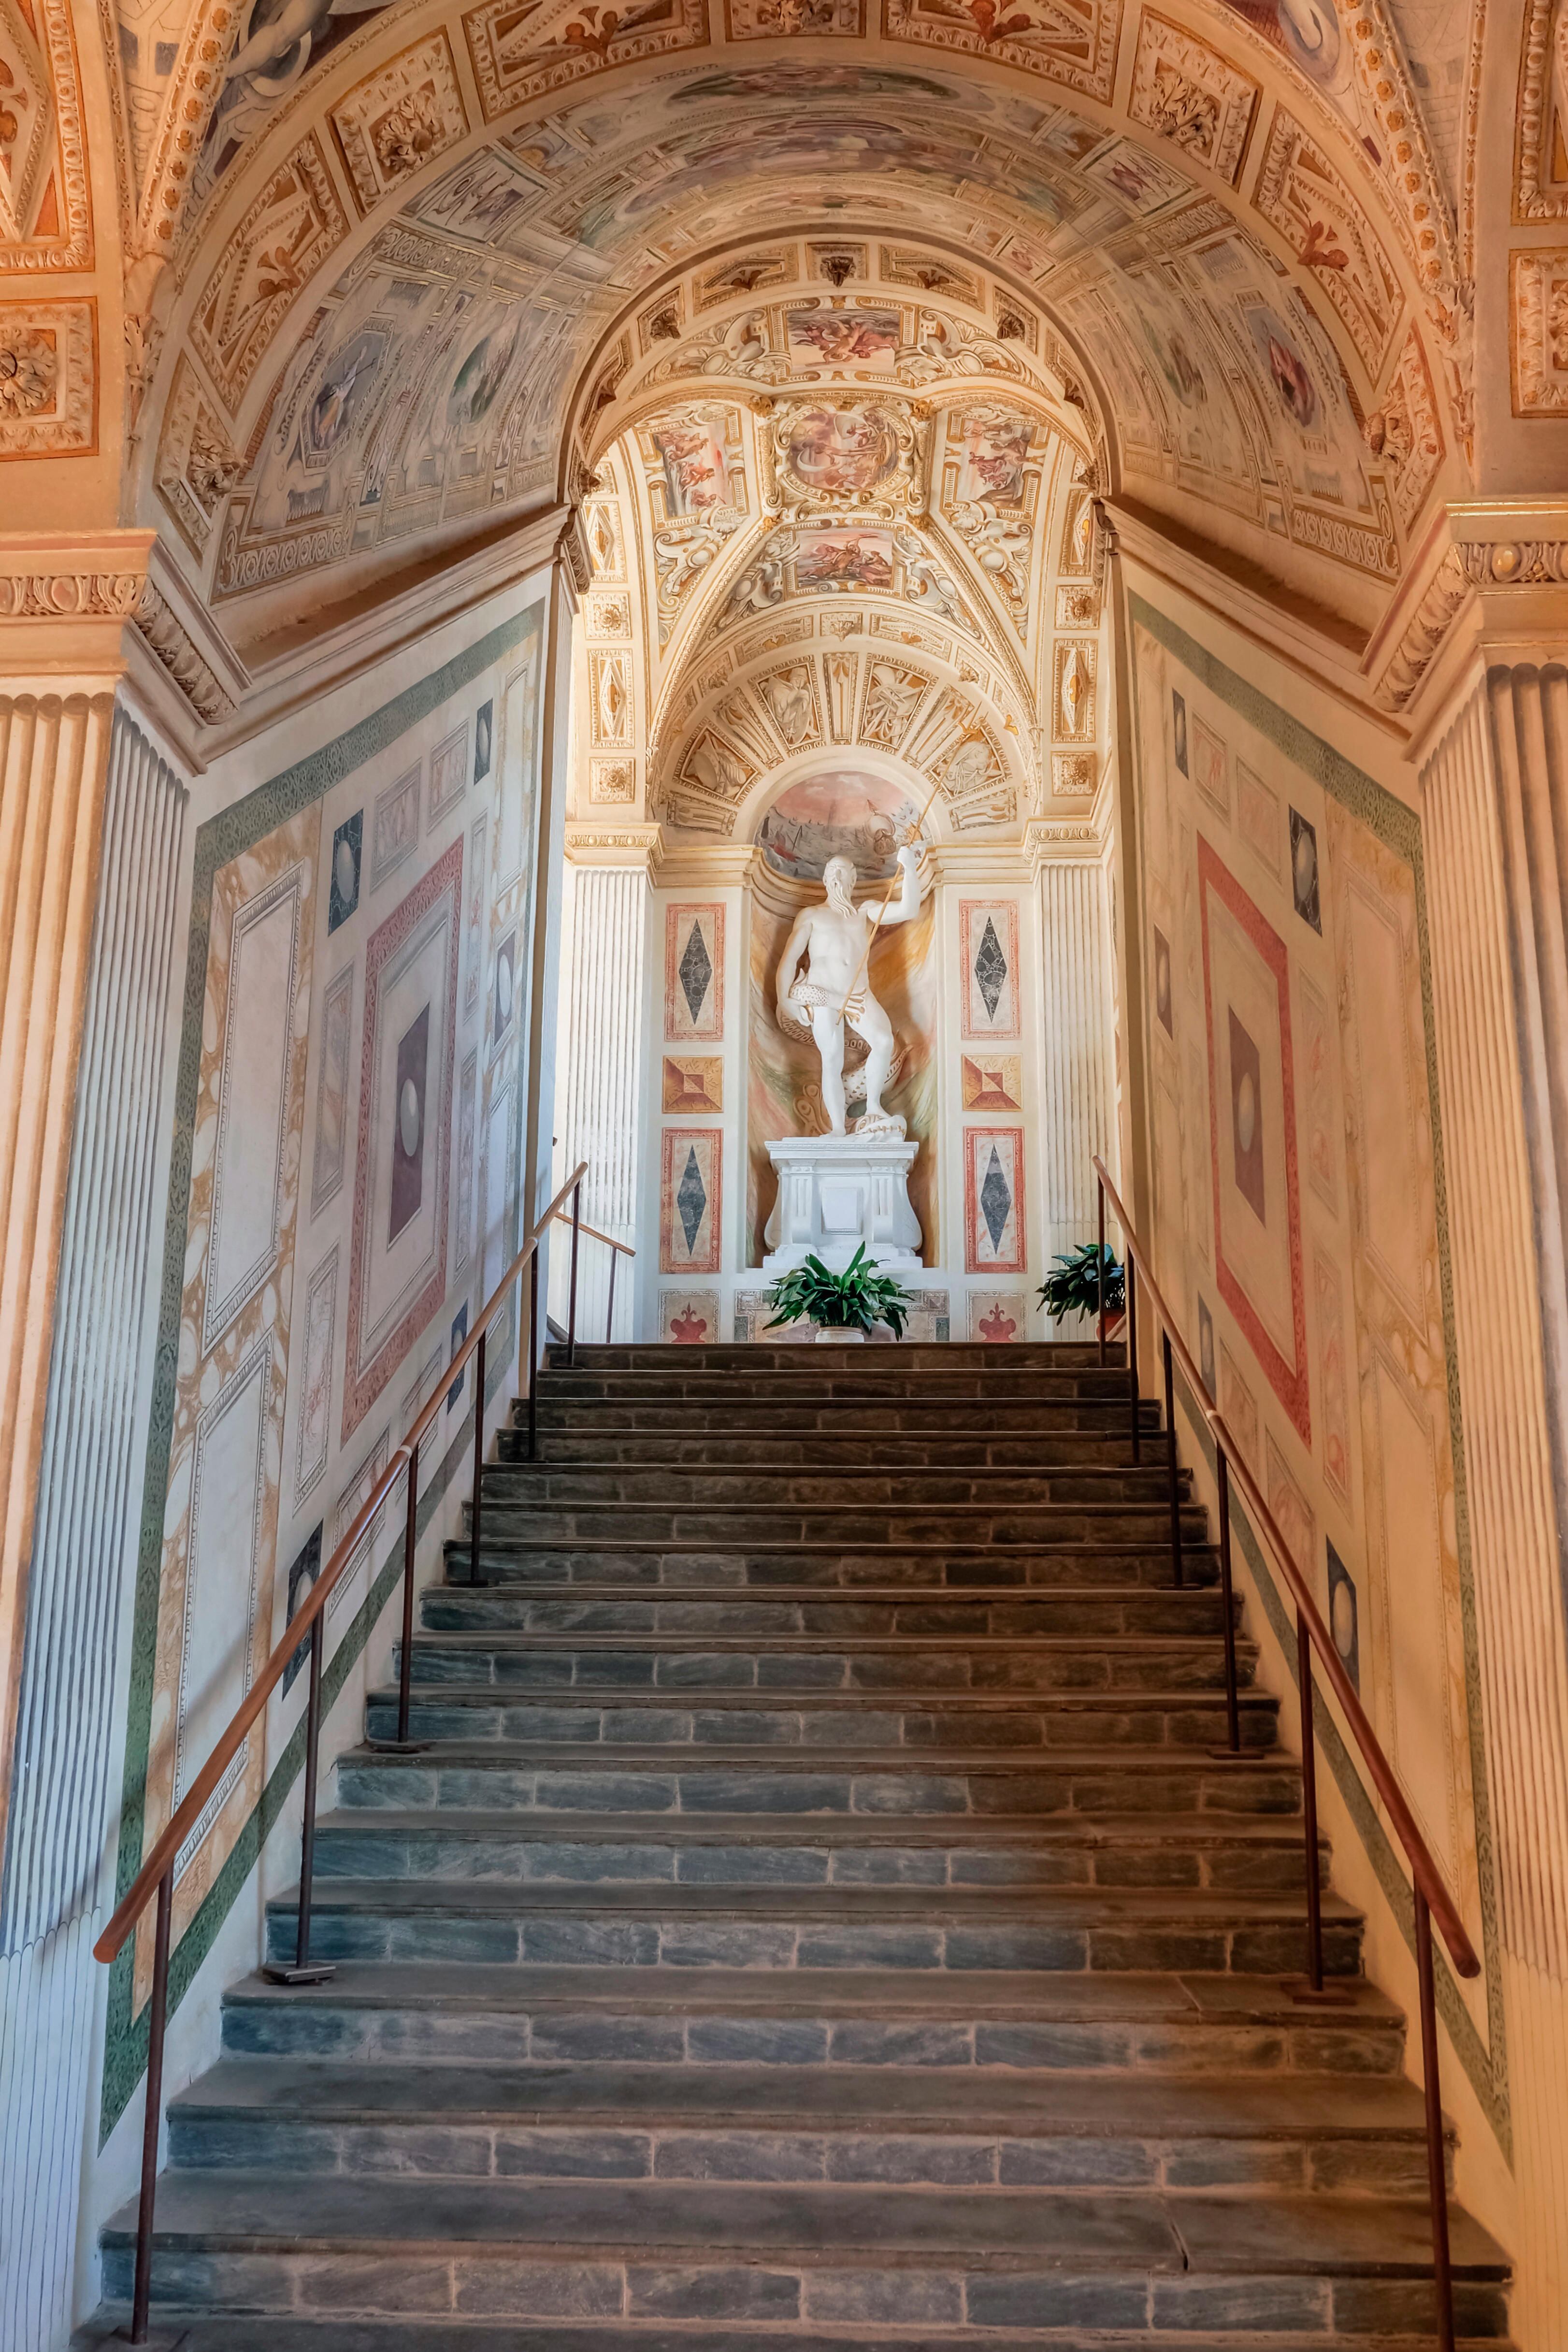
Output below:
[1053,639,1095,742]
[639,403,748,639]
[0,0,56,240]
[330,32,468,213]
[187,136,350,416]
[765,396,925,519]
[1510,248,1568,411]
[725,0,862,30]
[0,298,93,455]
[883,0,1120,103]
[1127,12,1260,184]
[461,0,708,120]
[1253,109,1402,380]
[1361,326,1442,532]
[156,357,244,555]
[940,407,1038,625]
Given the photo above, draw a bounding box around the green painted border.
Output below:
[102,607,541,2141]
[1128,592,1509,2154]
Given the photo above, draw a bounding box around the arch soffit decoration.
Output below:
[125,0,1476,663]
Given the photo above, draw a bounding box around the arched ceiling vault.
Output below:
[124,0,1473,671]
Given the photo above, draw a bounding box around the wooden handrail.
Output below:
[1093,1156,1479,1983]
[94,1161,591,1967]
[549,1207,634,1258]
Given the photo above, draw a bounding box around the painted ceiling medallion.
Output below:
[765,396,926,519]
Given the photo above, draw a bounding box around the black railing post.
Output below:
[1297,1612,1325,1993]
[606,1245,618,1345]
[397,1443,418,1746]
[528,1252,540,1462]
[265,1611,334,1986]
[1162,1330,1182,1588]
[129,1865,173,2342]
[1415,1887,1458,2352]
[470,1327,487,1586]
[1215,1444,1242,1755]
[567,1180,582,1366]
[1126,1258,1140,1463]
[1096,1181,1107,1367]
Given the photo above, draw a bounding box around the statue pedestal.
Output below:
[762,1135,923,1275]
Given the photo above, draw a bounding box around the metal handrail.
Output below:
[547,1206,633,1348]
[1093,1154,1475,2352]
[94,1159,605,2343]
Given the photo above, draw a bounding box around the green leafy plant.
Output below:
[766,1245,912,1338]
[1037,1242,1124,1326]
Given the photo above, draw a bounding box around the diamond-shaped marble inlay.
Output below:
[676,1147,708,1253]
[679,923,713,1025]
[974,918,1008,1021]
[979,1145,1012,1251]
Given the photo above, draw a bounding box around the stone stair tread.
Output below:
[369,1683,1270,1709]
[345,1740,1295,1776]
[73,2320,1521,2352]
[98,2172,1504,2274]
[425,1581,1229,1602]
[224,1960,1402,2023]
[317,1808,1313,1847]
[172,2056,1431,2136]
[402,1631,1240,1653]
[271,1879,1360,1925]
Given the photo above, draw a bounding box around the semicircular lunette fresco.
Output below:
[755,768,923,884]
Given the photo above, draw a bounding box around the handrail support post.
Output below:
[1213,1444,1243,1757]
[129,1868,173,2342]
[469,1328,488,1586]
[1415,1887,1459,2352]
[528,1254,540,1461]
[567,1179,582,1367]
[1162,1330,1182,1588]
[263,1611,335,1987]
[1096,1180,1107,1368]
[1126,1258,1140,1463]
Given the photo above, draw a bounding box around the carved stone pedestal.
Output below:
[762,1134,923,1275]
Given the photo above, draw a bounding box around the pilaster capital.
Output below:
[564,822,665,879]
[1366,500,1568,727]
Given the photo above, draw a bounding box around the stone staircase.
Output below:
[88,1341,1510,2348]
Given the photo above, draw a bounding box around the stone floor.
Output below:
[83,1342,1511,2346]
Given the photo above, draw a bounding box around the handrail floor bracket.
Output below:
[260,1958,336,1988]
[1282,1977,1357,2007]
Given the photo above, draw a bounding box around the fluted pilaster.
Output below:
[1037,854,1117,1264]
[556,863,650,1338]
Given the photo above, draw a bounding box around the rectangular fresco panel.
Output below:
[662,1054,723,1113]
[661,1127,722,1274]
[787,305,900,371]
[660,1287,722,1344]
[428,721,467,828]
[959,899,1020,1039]
[371,762,421,891]
[294,1246,338,1507]
[342,837,462,1439]
[1198,838,1309,1443]
[329,1428,389,1626]
[1314,1245,1352,1506]
[454,1049,478,1273]
[964,1126,1026,1274]
[311,961,355,1218]
[203,869,305,1352]
[960,1052,1022,1111]
[968,1289,1028,1341]
[495,613,544,894]
[664,903,725,1041]
[794,529,894,589]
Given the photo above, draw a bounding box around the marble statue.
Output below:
[776,844,921,1138]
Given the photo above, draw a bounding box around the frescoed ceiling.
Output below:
[27,0,1568,712]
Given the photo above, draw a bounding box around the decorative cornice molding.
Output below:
[132,581,235,724]
[564,822,665,878]
[1370,507,1568,711]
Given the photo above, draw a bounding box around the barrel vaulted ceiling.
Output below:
[10,0,1565,705]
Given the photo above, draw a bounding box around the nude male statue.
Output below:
[775,845,921,1137]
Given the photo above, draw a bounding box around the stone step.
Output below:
[419,1582,1240,1638]
[97,2173,1510,2336]
[335,1744,1302,1823]
[308,1809,1325,1894]
[218,1962,1409,2075]
[262,1880,1363,1976]
[502,1429,1161,1468]
[526,1399,1163,1435]
[392,1632,1256,1697]
[165,2055,1443,2194]
[456,1504,1214,1551]
[79,2317,1517,2352]
[453,1544,1223,1591]
[552,1343,1122,1370]
[363,1684,1279,1752]
[481,1467,1194,1507]
[540,1372,1144,1402]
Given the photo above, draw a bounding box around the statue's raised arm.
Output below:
[868,842,922,932]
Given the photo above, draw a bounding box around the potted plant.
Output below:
[766,1245,912,1342]
[1037,1242,1125,1341]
